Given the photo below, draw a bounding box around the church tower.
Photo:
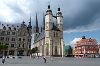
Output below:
[44,4,53,56]
[56,7,64,57]
[56,8,63,31]
[27,17,32,35]
[33,13,39,42]
[33,4,64,57]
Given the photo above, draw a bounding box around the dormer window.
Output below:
[3,26,6,30]
[8,27,11,30]
[14,27,16,30]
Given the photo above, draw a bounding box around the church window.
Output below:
[41,27,42,32]
[29,45,31,48]
[36,34,37,36]
[55,46,57,55]
[54,32,55,37]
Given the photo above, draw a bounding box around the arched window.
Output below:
[55,46,57,55]
[54,32,55,37]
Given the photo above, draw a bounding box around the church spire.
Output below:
[48,2,50,9]
[36,13,39,32]
[28,16,32,29]
[36,13,38,28]
[43,12,45,30]
[46,2,52,13]
[58,4,60,11]
[58,7,60,11]
[48,4,50,9]
[30,16,31,23]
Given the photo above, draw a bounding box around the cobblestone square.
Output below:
[0,57,100,66]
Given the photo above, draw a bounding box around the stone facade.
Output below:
[0,20,32,56]
[33,5,64,57]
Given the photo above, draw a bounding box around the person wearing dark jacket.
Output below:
[43,57,46,63]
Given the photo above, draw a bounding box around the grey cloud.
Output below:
[63,0,100,31]
[4,1,25,15]
[0,0,100,32]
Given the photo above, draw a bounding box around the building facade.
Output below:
[98,44,100,56]
[0,20,32,56]
[74,36,99,58]
[33,5,64,57]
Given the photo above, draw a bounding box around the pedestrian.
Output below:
[2,56,5,64]
[43,56,46,63]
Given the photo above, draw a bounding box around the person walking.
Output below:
[43,56,46,63]
[2,56,5,64]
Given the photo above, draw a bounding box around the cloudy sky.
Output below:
[0,0,100,46]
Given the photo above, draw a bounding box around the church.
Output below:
[33,4,64,57]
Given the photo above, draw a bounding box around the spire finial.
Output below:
[43,12,45,29]
[36,13,38,27]
[58,4,60,11]
[23,20,25,24]
[28,16,32,28]
[35,13,39,32]
[58,8,60,11]
[30,16,31,22]
[48,2,50,9]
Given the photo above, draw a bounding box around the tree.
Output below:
[0,43,8,56]
[65,45,73,57]
[31,47,38,53]
[31,47,38,56]
[31,48,36,53]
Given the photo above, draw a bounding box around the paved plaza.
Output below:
[0,56,100,66]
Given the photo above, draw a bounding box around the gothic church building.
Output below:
[33,5,64,57]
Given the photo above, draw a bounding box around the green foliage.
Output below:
[65,45,73,56]
[0,43,8,51]
[31,47,38,53]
